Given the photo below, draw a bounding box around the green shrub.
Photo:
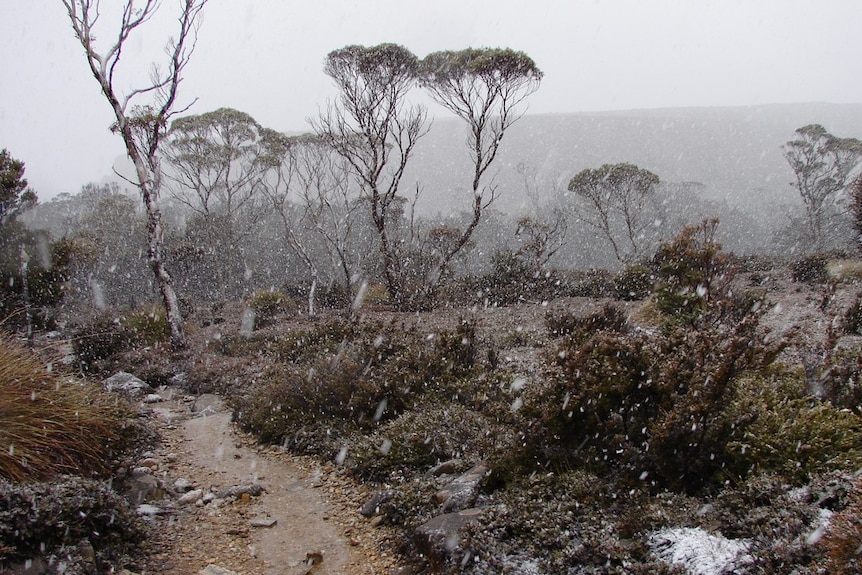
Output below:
[545,302,628,339]
[72,306,169,371]
[723,373,862,484]
[245,289,291,328]
[651,219,737,328]
[819,347,862,415]
[232,318,486,450]
[613,264,654,300]
[523,301,791,492]
[842,292,862,335]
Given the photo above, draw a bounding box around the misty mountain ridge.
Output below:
[404,102,862,219]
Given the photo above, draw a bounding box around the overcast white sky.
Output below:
[1,0,861,200]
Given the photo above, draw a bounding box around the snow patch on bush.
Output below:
[649,527,752,575]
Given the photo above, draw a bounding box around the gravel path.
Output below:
[138,395,402,575]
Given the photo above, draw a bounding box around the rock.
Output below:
[199,566,239,575]
[139,457,159,469]
[435,463,488,512]
[413,509,483,568]
[7,557,47,575]
[177,489,204,505]
[427,460,461,476]
[191,393,222,414]
[136,503,167,516]
[104,372,151,398]
[249,516,278,528]
[169,372,188,388]
[123,472,163,504]
[215,483,265,499]
[173,477,194,492]
[360,490,395,517]
[143,393,163,403]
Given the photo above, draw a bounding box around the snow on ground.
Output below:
[648,527,753,575]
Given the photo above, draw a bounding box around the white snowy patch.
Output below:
[649,527,752,575]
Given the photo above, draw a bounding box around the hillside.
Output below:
[406,102,862,218]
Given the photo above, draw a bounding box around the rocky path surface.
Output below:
[130,389,403,575]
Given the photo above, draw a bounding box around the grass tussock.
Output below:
[0,333,134,483]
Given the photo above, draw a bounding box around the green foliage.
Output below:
[523,298,792,492]
[613,264,654,300]
[72,306,169,371]
[0,148,37,226]
[818,347,862,415]
[723,373,862,484]
[545,302,628,339]
[652,219,737,328]
[245,289,291,328]
[233,318,485,450]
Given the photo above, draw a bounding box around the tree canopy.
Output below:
[782,124,862,250]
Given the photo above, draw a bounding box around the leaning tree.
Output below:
[782,124,862,251]
[61,0,208,349]
[418,48,542,301]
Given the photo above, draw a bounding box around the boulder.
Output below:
[191,393,222,414]
[104,372,151,399]
[360,490,395,518]
[435,463,488,512]
[413,508,483,568]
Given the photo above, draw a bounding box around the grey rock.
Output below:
[191,393,222,414]
[123,472,163,504]
[199,566,239,575]
[173,477,194,492]
[136,504,167,516]
[143,393,163,403]
[8,557,48,575]
[249,516,278,528]
[435,463,488,512]
[360,490,395,517]
[104,372,151,398]
[177,489,203,505]
[413,508,483,568]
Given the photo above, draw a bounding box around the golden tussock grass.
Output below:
[0,333,133,483]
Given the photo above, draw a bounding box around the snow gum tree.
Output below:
[567,162,660,265]
[418,48,542,301]
[61,0,209,349]
[165,108,271,300]
[782,124,862,251]
[314,44,427,310]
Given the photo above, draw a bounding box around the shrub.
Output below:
[245,289,291,328]
[613,264,654,300]
[72,306,169,371]
[523,302,791,492]
[792,254,829,283]
[651,219,737,328]
[0,476,145,569]
[723,372,862,484]
[842,292,862,335]
[818,347,862,415]
[232,318,486,450]
[545,302,628,339]
[822,477,862,574]
[0,333,135,482]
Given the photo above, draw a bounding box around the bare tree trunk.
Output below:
[62,0,207,350]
